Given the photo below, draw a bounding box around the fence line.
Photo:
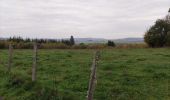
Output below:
[87,51,100,100]
[5,44,101,99]
[32,43,37,82]
[8,44,13,72]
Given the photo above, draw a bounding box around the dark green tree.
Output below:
[70,36,75,46]
[144,19,168,47]
[107,40,116,47]
[166,31,170,46]
[144,9,170,47]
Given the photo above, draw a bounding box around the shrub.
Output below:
[107,40,116,47]
[0,41,6,49]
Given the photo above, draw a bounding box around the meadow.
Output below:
[0,48,170,100]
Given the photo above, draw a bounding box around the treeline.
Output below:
[0,36,149,49]
[0,36,120,49]
[0,36,75,49]
[7,36,75,45]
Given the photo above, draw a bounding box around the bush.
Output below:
[0,41,6,49]
[107,40,116,47]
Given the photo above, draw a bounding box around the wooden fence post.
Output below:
[87,51,100,100]
[8,44,13,72]
[32,43,37,82]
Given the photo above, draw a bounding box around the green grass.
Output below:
[0,48,170,100]
[0,49,94,100]
[95,48,170,100]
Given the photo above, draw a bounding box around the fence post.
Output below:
[8,44,13,72]
[87,51,100,100]
[32,43,37,82]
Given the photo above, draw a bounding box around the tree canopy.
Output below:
[144,9,170,47]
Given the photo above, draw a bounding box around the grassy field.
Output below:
[0,49,93,100]
[95,48,170,100]
[0,48,170,100]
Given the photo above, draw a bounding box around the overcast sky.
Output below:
[0,0,169,39]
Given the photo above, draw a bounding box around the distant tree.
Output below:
[8,36,24,43]
[61,39,71,45]
[25,38,31,43]
[70,36,75,46]
[107,40,116,47]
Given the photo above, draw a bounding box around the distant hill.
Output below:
[74,38,107,44]
[113,38,144,43]
[74,38,144,44]
[0,38,6,40]
[0,37,144,44]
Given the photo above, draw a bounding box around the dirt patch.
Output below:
[0,96,3,100]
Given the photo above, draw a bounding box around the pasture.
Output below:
[0,48,169,100]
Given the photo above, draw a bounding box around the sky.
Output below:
[0,0,170,39]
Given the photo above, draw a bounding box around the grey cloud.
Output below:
[0,0,170,39]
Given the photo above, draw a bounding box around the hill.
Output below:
[74,37,144,44]
[0,37,144,44]
[113,38,144,43]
